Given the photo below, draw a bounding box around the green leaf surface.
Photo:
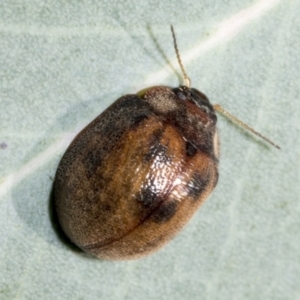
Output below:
[1,0,299,299]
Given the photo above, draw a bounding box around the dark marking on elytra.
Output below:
[186,172,209,200]
[149,128,164,146]
[144,128,168,162]
[186,141,197,157]
[144,144,169,163]
[151,200,178,223]
[136,185,161,209]
[131,114,149,128]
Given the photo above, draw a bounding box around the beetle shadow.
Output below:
[48,183,84,254]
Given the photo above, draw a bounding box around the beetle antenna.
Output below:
[171,25,191,88]
[213,104,280,149]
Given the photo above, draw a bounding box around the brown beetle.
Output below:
[54,26,279,260]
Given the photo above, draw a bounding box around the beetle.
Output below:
[53,26,279,260]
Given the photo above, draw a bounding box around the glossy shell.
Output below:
[54,86,219,260]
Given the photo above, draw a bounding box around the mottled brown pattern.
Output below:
[54,86,219,260]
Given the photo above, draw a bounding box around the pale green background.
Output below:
[0,0,299,299]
